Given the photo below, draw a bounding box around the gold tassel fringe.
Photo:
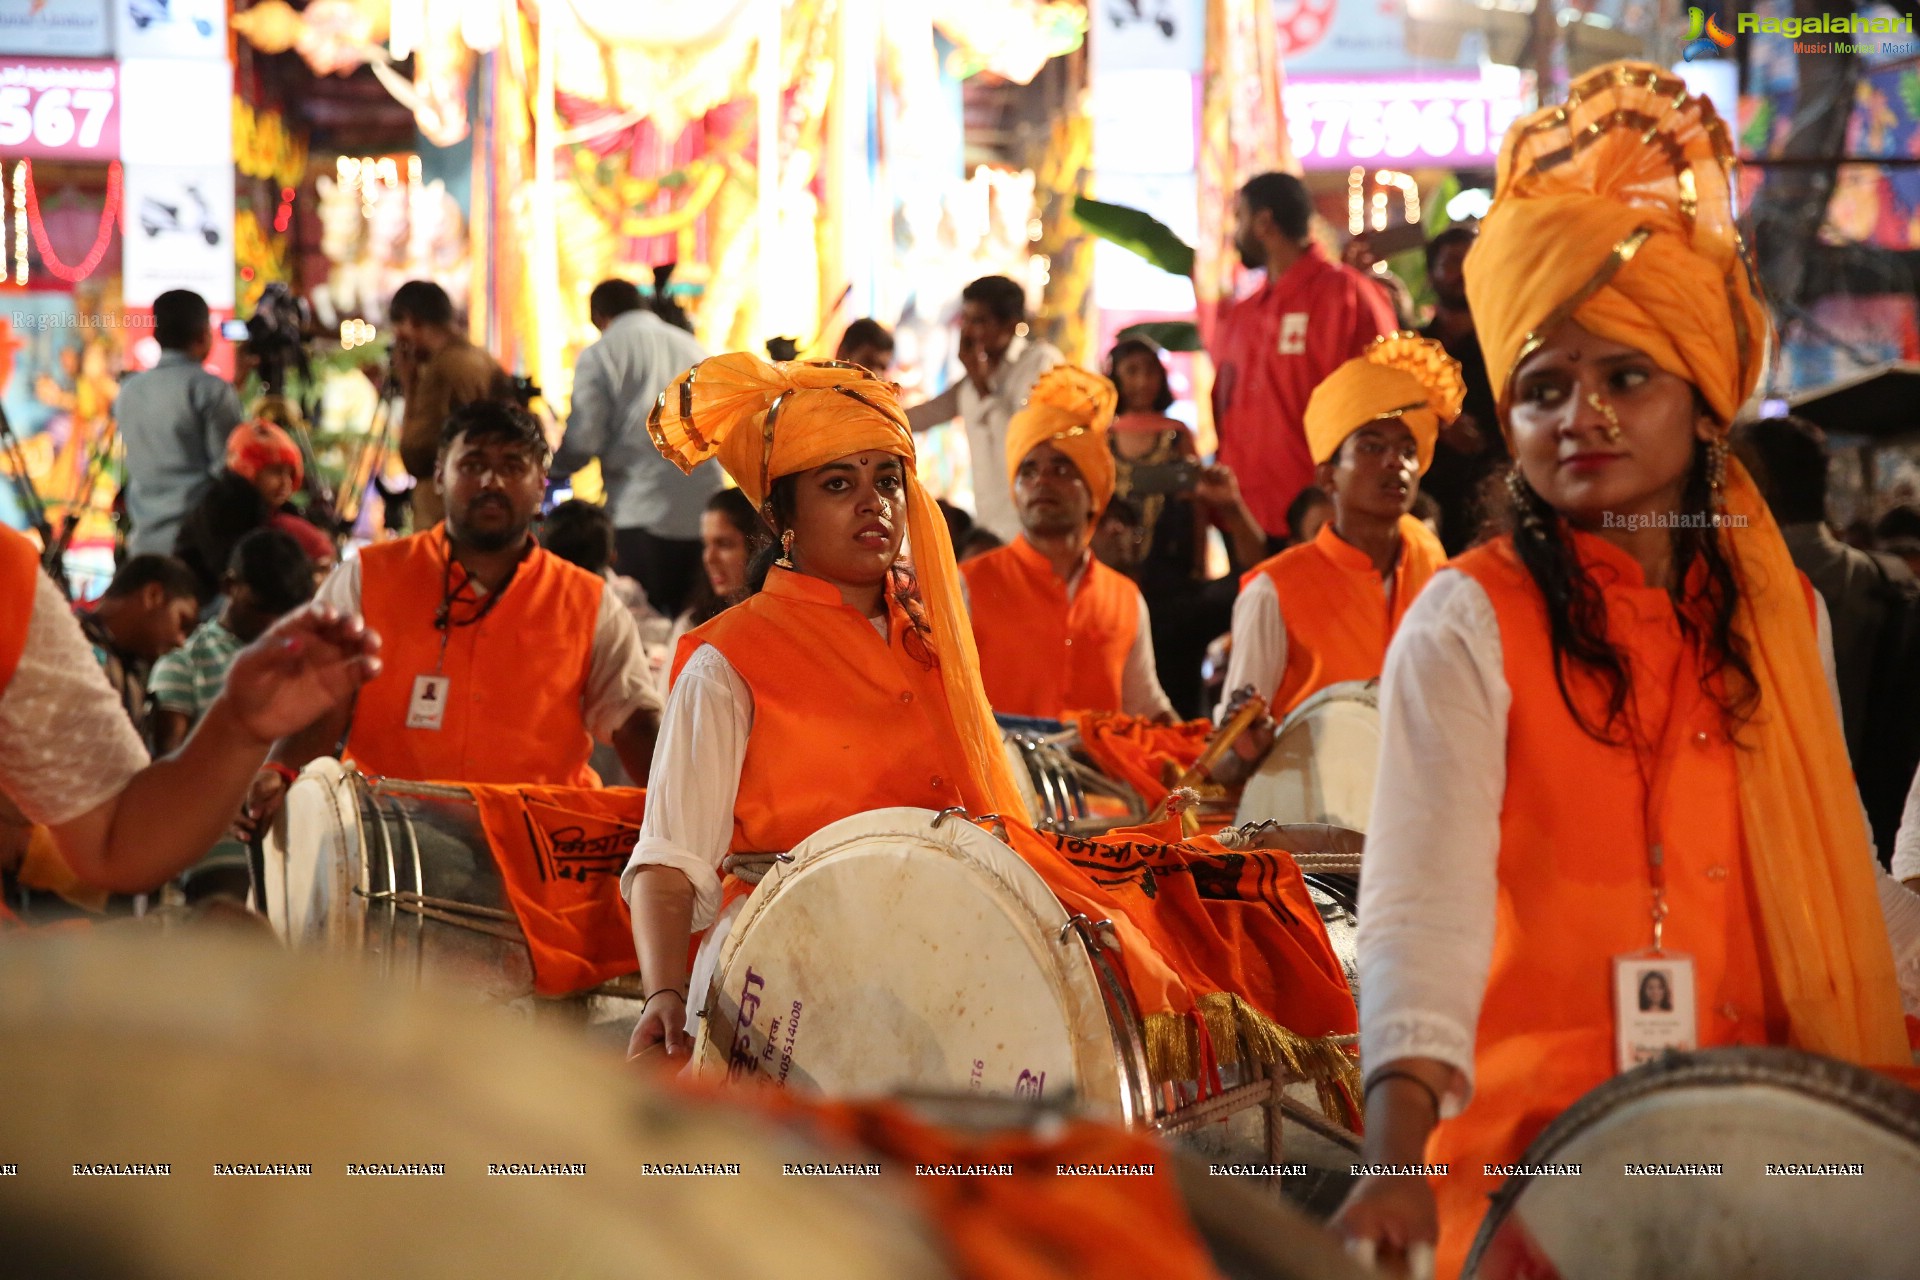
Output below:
[1142,993,1362,1128]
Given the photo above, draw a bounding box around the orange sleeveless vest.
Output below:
[961,537,1140,718]
[1427,533,1781,1279]
[0,525,38,696]
[1244,516,1444,715]
[349,527,604,787]
[670,567,982,863]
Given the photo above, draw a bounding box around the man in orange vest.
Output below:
[961,366,1174,721]
[238,401,661,835]
[0,523,380,907]
[1215,335,1458,766]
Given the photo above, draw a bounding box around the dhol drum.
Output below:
[1001,722,1147,835]
[1235,680,1380,830]
[693,806,1359,1182]
[1220,822,1362,999]
[260,759,641,1023]
[0,930,949,1279]
[1467,1046,1920,1279]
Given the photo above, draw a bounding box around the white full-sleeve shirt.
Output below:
[1358,570,1920,1112]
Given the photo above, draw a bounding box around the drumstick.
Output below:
[1146,694,1268,833]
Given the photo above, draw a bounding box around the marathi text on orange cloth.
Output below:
[468,783,645,996]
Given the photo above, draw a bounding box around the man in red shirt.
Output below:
[1207,172,1398,538]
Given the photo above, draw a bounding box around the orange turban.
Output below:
[1302,332,1463,474]
[1468,62,1907,1065]
[650,353,1025,821]
[226,419,303,489]
[1003,366,1120,518]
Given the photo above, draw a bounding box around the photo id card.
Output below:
[1613,951,1697,1073]
[407,675,450,730]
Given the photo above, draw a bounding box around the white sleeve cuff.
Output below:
[1361,1011,1479,1115]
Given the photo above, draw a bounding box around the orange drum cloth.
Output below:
[1069,711,1213,808]
[468,784,645,995]
[0,524,37,693]
[962,537,1142,719]
[1243,517,1446,716]
[349,527,604,788]
[757,1091,1221,1280]
[1426,534,1786,1276]
[1003,815,1359,1117]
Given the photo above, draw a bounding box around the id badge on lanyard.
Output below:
[1611,657,1703,1073]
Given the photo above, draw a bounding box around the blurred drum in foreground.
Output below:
[0,932,947,1279]
[1235,681,1379,831]
[1468,1046,1920,1279]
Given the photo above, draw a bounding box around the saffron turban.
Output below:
[650,352,1025,820]
[1467,61,1907,1065]
[1302,332,1464,473]
[1004,366,1121,518]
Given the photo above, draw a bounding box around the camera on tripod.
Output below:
[238,282,313,397]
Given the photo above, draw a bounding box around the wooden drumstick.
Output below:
[1147,694,1268,833]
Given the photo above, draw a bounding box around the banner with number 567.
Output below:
[0,59,118,161]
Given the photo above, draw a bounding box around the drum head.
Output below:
[1236,681,1380,830]
[260,758,364,949]
[1468,1046,1920,1279]
[695,807,1138,1121]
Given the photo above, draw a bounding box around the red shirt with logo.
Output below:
[1209,242,1397,535]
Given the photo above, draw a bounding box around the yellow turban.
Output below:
[650,353,1025,821]
[1468,62,1907,1065]
[1003,366,1120,518]
[1302,332,1464,474]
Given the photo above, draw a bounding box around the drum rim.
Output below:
[1236,681,1381,830]
[696,806,1149,1121]
[1276,679,1380,732]
[1464,1045,1920,1273]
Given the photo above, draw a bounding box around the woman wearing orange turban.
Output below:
[1333,64,1920,1277]
[1215,333,1456,735]
[620,354,1029,1058]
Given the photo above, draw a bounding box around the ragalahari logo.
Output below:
[1683,6,1737,59]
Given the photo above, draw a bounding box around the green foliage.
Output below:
[1071,196,1196,278]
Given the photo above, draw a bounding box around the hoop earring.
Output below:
[1586,391,1622,443]
[1507,468,1545,536]
[775,528,795,570]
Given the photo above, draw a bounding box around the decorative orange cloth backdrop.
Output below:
[1070,711,1213,808]
[469,783,645,995]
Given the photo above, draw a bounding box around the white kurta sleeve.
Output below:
[1357,569,1510,1109]
[1894,769,1920,885]
[583,585,664,742]
[1120,591,1176,720]
[1215,572,1285,722]
[619,643,752,931]
[1817,592,1920,1012]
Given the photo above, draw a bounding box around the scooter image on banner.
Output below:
[138,186,222,247]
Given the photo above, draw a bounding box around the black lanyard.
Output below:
[431,535,524,666]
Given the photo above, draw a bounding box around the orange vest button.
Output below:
[899,691,913,703]
[930,775,944,789]
[1704,865,1728,881]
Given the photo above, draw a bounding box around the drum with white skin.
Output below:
[1235,680,1380,831]
[695,805,1153,1123]
[1467,1046,1920,1279]
[261,759,641,1031]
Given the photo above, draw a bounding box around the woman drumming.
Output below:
[621,355,1025,1058]
[1333,65,1920,1277]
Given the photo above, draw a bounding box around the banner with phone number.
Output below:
[1282,73,1530,171]
[0,58,118,161]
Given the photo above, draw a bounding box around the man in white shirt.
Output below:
[551,279,720,618]
[905,275,1061,541]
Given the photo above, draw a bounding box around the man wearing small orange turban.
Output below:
[960,367,1175,721]
[1216,334,1457,730]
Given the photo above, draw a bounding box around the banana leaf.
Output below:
[1072,196,1195,278]
[1116,321,1202,352]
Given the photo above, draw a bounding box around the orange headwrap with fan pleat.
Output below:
[1467,62,1907,1065]
[1004,366,1121,517]
[1303,331,1464,474]
[650,353,1026,820]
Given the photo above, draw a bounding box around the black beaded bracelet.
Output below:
[1363,1068,1442,1117]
